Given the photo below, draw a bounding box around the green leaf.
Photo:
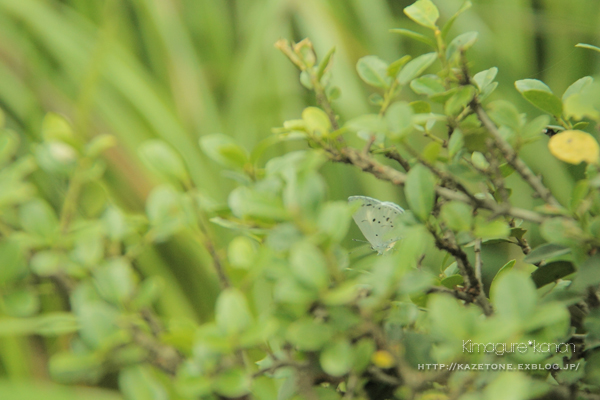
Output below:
[410,74,445,96]
[405,164,436,222]
[385,102,414,139]
[85,134,117,158]
[176,372,212,398]
[290,241,329,290]
[448,129,464,158]
[74,302,119,348]
[41,113,76,144]
[422,141,441,163]
[574,121,590,130]
[446,31,478,60]
[430,87,459,103]
[499,163,515,178]
[515,79,563,116]
[228,236,257,269]
[397,52,437,85]
[387,55,412,78]
[215,288,253,335]
[410,101,431,114]
[352,338,376,373]
[228,186,288,221]
[515,79,553,93]
[138,140,189,184]
[531,261,575,288]
[103,206,128,241]
[0,312,78,336]
[19,199,59,239]
[562,76,593,101]
[286,318,333,350]
[403,0,440,30]
[317,46,336,81]
[521,115,550,140]
[440,274,464,289]
[0,129,20,167]
[200,133,249,170]
[390,29,435,48]
[487,100,521,130]
[473,67,498,91]
[49,352,103,384]
[399,269,436,294]
[471,151,489,170]
[570,254,600,293]
[523,91,563,117]
[541,217,587,247]
[131,276,163,309]
[119,366,167,400]
[0,380,123,400]
[302,107,332,136]
[0,240,26,286]
[322,281,360,306]
[214,368,251,398]
[441,1,472,39]
[146,185,185,239]
[3,288,39,317]
[71,229,104,267]
[484,372,530,400]
[444,85,475,115]
[346,114,386,135]
[35,141,77,174]
[320,339,353,377]
[356,56,390,88]
[524,243,571,264]
[440,201,472,231]
[474,218,509,239]
[488,259,515,300]
[427,294,470,340]
[570,179,590,212]
[93,258,136,305]
[318,202,352,242]
[492,271,537,322]
[564,93,600,120]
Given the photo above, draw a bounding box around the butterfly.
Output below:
[348,196,405,255]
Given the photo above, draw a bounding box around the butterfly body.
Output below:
[348,196,404,255]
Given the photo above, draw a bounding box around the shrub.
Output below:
[1,0,600,399]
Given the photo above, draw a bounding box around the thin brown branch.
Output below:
[482,139,510,204]
[428,227,493,316]
[382,147,411,171]
[367,366,401,386]
[187,187,230,289]
[429,228,478,291]
[252,359,308,378]
[330,146,545,224]
[276,38,339,130]
[129,325,183,376]
[402,142,480,204]
[458,53,560,208]
[474,239,482,282]
[472,101,561,208]
[508,219,532,255]
[426,286,472,302]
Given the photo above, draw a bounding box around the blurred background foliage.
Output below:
[0,0,599,395]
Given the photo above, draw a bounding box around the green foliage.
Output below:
[0,0,600,399]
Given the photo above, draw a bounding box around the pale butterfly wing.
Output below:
[348,196,404,254]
